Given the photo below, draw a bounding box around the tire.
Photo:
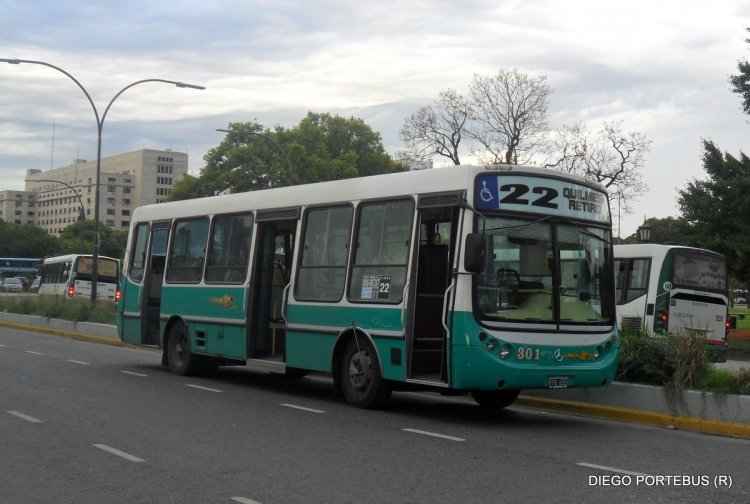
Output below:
[471,390,520,409]
[166,322,203,376]
[339,336,391,409]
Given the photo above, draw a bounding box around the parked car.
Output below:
[14,277,30,292]
[0,277,24,293]
[30,277,40,293]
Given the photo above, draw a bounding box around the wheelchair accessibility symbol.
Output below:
[480,180,494,203]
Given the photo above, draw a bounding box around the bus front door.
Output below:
[248,213,298,362]
[408,202,460,383]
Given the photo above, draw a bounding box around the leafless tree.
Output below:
[398,89,471,165]
[545,121,651,214]
[467,68,552,165]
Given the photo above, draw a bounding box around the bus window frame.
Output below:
[165,216,210,284]
[294,203,354,303]
[346,197,415,305]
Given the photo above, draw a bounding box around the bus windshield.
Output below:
[671,250,726,292]
[75,257,120,281]
[475,216,613,325]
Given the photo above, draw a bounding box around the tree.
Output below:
[58,220,127,260]
[619,216,693,245]
[468,68,552,165]
[398,89,471,165]
[546,121,651,215]
[729,27,750,116]
[0,223,58,258]
[677,140,750,288]
[169,112,406,200]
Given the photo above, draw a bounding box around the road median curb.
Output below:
[517,395,750,439]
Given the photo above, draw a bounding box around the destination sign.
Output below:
[474,174,610,223]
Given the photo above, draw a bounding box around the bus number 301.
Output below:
[516,347,541,361]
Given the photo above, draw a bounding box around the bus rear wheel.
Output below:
[167,322,203,376]
[339,336,391,409]
[471,390,520,409]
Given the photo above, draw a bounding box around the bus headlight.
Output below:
[486,339,498,352]
[499,343,512,359]
[594,346,602,359]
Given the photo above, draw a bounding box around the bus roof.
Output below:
[131,164,606,223]
[42,254,120,264]
[613,243,725,260]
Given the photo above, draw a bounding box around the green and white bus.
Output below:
[38,254,121,302]
[614,244,729,361]
[117,164,618,408]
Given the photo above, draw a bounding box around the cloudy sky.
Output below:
[1,0,749,237]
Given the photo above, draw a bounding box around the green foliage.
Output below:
[695,368,750,396]
[617,216,694,245]
[677,140,750,287]
[168,113,408,200]
[729,27,750,116]
[0,223,58,257]
[58,220,127,260]
[0,296,117,324]
[617,331,709,391]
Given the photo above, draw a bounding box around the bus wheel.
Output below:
[471,390,520,409]
[339,337,391,409]
[167,323,202,376]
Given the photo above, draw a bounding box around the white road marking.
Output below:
[231,497,263,504]
[68,359,90,365]
[402,428,465,442]
[25,351,44,355]
[577,462,651,477]
[120,370,148,377]
[7,410,42,423]
[280,403,325,414]
[186,384,223,393]
[0,344,6,347]
[93,444,145,463]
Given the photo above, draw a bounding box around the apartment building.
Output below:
[10,148,188,236]
[0,190,37,226]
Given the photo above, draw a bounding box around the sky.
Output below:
[1,0,749,238]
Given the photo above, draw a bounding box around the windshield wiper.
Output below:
[559,217,611,244]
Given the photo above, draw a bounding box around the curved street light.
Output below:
[216,128,294,186]
[33,179,86,252]
[1,58,205,301]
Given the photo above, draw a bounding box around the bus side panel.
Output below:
[286,304,407,380]
[160,285,247,359]
[285,331,337,372]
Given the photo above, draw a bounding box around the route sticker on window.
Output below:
[362,274,391,300]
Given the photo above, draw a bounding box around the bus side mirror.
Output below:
[464,233,485,273]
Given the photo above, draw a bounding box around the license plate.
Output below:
[548,376,568,389]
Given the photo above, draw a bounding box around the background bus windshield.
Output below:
[76,257,119,280]
[671,251,726,291]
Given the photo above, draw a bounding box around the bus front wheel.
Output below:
[471,390,520,409]
[167,323,203,376]
[339,336,391,409]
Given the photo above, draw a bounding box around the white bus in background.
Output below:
[38,254,121,302]
[614,244,729,361]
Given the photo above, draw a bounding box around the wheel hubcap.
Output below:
[348,350,371,391]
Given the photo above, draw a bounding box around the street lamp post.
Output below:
[1,58,204,301]
[638,216,652,243]
[216,128,294,186]
[34,179,86,252]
